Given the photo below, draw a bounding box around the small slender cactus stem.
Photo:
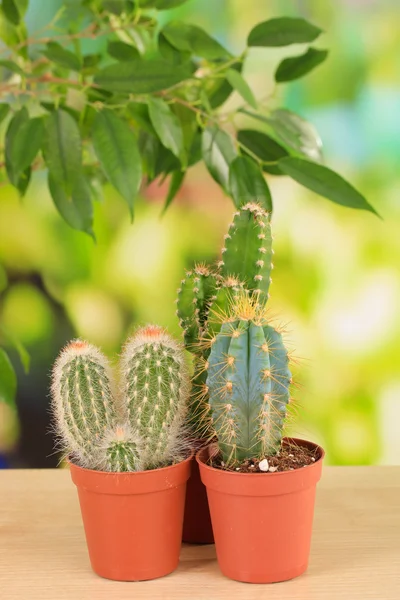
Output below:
[121,325,190,468]
[187,355,213,439]
[97,424,143,472]
[176,264,218,351]
[206,275,244,336]
[51,339,116,466]
[220,203,273,300]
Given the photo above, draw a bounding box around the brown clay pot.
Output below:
[197,438,324,584]
[182,449,214,544]
[70,454,191,581]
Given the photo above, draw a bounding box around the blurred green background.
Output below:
[1,0,399,467]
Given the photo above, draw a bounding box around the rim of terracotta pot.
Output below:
[196,437,325,496]
[69,451,193,495]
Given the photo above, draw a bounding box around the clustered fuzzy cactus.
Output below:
[51,326,190,472]
[177,202,292,466]
[120,326,190,469]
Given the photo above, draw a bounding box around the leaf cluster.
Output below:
[0,3,378,238]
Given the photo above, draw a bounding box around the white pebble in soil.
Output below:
[258,459,269,472]
[268,466,278,472]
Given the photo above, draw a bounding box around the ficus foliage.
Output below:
[0,1,378,407]
[0,0,377,239]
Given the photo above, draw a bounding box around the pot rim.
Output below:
[68,449,193,476]
[69,451,193,494]
[196,437,324,478]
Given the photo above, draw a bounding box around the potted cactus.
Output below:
[177,203,274,544]
[177,203,324,582]
[51,325,191,581]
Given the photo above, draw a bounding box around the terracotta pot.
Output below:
[197,438,324,584]
[182,448,214,544]
[70,454,191,581]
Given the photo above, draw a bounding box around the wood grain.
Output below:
[0,467,399,599]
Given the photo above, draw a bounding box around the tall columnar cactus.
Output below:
[219,202,273,300]
[51,339,117,467]
[121,325,190,468]
[204,292,291,466]
[176,202,274,440]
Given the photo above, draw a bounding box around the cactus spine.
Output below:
[51,340,116,466]
[121,325,190,468]
[205,293,291,466]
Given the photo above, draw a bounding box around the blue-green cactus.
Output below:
[205,292,291,465]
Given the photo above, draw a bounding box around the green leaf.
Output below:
[140,0,189,8]
[2,0,27,24]
[138,130,179,181]
[42,42,81,71]
[8,116,44,181]
[172,102,197,155]
[0,348,17,408]
[275,47,328,83]
[202,125,237,193]
[48,172,94,236]
[95,59,193,94]
[0,263,7,292]
[279,157,379,216]
[14,0,28,18]
[103,0,134,13]
[162,21,231,60]
[225,68,257,109]
[107,40,139,61]
[148,97,186,165]
[0,324,30,373]
[158,32,191,65]
[268,108,323,161]
[154,142,180,177]
[127,102,156,135]
[187,130,202,166]
[0,6,26,55]
[161,169,185,215]
[5,107,31,194]
[2,0,19,25]
[92,109,142,218]
[43,109,82,194]
[82,53,102,71]
[229,155,272,212]
[237,129,289,175]
[248,17,322,47]
[0,59,24,75]
[207,60,242,109]
[0,104,10,124]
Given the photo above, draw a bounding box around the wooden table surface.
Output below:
[0,467,399,599]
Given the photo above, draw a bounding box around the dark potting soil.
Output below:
[210,440,321,473]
